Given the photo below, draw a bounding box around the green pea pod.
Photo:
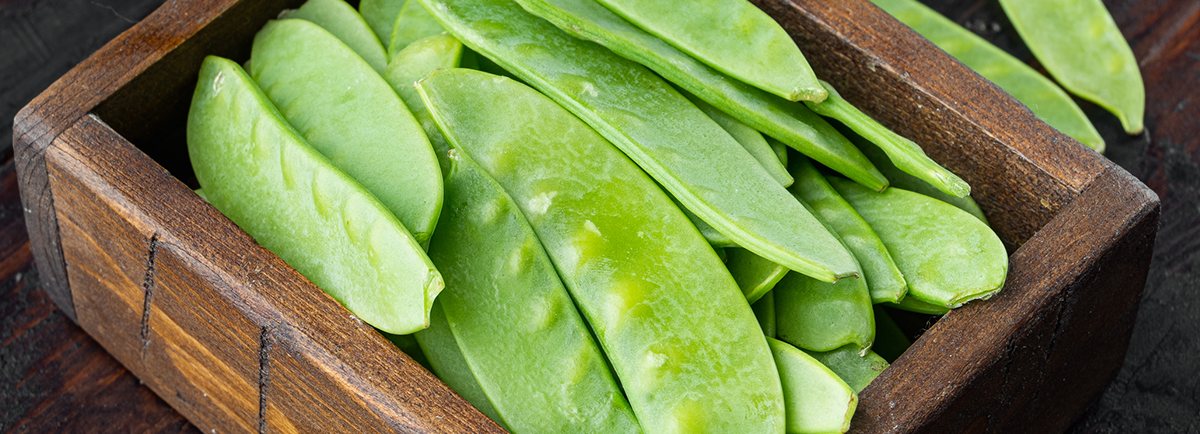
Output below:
[414,303,506,427]
[251,19,444,245]
[753,291,776,338]
[775,268,875,353]
[804,345,889,393]
[998,0,1144,135]
[188,56,442,335]
[871,305,911,362]
[805,80,969,197]
[516,0,888,192]
[773,140,788,167]
[283,0,388,72]
[767,337,858,434]
[870,0,1104,151]
[726,248,788,303]
[831,178,1008,308]
[381,33,466,173]
[388,0,446,58]
[430,150,641,432]
[885,295,952,315]
[418,68,785,434]
[682,90,793,187]
[788,153,907,304]
[422,0,858,282]
[359,0,405,43]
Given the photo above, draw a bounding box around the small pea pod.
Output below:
[753,292,776,338]
[726,247,788,303]
[998,0,1144,134]
[414,303,506,427]
[388,0,446,58]
[871,305,911,362]
[381,33,466,173]
[804,80,969,197]
[682,90,793,187]
[188,56,442,335]
[804,344,889,393]
[359,0,405,43]
[774,268,875,353]
[767,337,858,434]
[870,0,1105,151]
[283,0,388,72]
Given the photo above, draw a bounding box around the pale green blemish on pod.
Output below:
[187,56,440,335]
[767,337,858,434]
[804,344,890,393]
[381,33,466,173]
[283,0,388,72]
[388,0,448,58]
[359,0,405,43]
[681,90,793,187]
[726,247,788,304]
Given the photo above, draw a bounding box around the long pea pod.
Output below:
[359,0,405,44]
[388,0,447,58]
[381,33,466,173]
[250,19,444,245]
[283,0,388,72]
[418,68,785,434]
[187,56,442,335]
[516,0,888,192]
[998,0,1144,134]
[804,80,969,197]
[804,345,889,393]
[871,305,911,362]
[767,337,858,434]
[726,248,789,303]
[682,90,793,187]
[422,0,858,282]
[414,303,506,426]
[870,0,1105,151]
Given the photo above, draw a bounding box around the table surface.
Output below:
[1,0,1197,432]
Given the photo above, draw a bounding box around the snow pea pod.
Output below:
[804,344,889,393]
[767,337,858,434]
[805,80,969,197]
[388,0,446,58]
[754,292,776,338]
[516,0,888,191]
[831,178,1008,308]
[871,305,911,362]
[187,56,441,335]
[418,68,785,434]
[283,0,388,72]
[414,303,506,426]
[998,0,1144,134]
[726,247,788,303]
[250,19,443,245]
[870,0,1104,151]
[381,33,465,173]
[851,128,989,224]
[422,0,858,282]
[774,267,875,353]
[788,154,907,304]
[682,90,793,187]
[885,295,952,315]
[359,0,404,44]
[429,150,640,433]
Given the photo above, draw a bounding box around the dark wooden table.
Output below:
[1,0,1196,432]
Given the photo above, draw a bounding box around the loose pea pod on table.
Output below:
[388,0,447,58]
[187,56,442,335]
[282,0,388,72]
[423,0,859,282]
[869,0,1105,151]
[517,0,889,192]
[767,337,858,434]
[418,67,785,434]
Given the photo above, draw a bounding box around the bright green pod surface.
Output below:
[998,0,1144,135]
[419,68,784,434]
[805,345,889,394]
[423,0,857,282]
[870,0,1104,151]
[754,291,776,338]
[788,154,907,304]
[430,150,640,433]
[359,0,405,43]
[767,337,857,434]
[517,0,888,192]
[871,306,911,362]
[804,80,969,197]
[727,247,788,304]
[251,19,443,245]
[831,178,1008,308]
[414,303,506,427]
[851,128,989,224]
[283,0,388,72]
[590,0,823,102]
[388,0,446,58]
[682,90,793,187]
[187,56,441,335]
[381,33,465,173]
[774,268,875,353]
[885,295,952,315]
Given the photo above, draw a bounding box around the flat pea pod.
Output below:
[516,0,888,192]
[753,291,776,338]
[388,0,446,58]
[414,303,506,426]
[831,178,1008,308]
[422,0,858,282]
[885,295,952,315]
[998,0,1144,135]
[418,68,785,434]
[788,153,908,304]
[283,0,388,72]
[774,267,875,353]
[804,345,889,393]
[590,0,823,102]
[359,0,405,44]
[250,19,443,245]
[767,337,858,434]
[429,150,640,433]
[871,305,911,362]
[682,90,793,187]
[187,56,442,335]
[727,248,788,304]
[870,0,1105,151]
[381,33,466,173]
[804,80,969,197]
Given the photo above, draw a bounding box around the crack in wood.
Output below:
[258,324,273,434]
[139,232,159,359]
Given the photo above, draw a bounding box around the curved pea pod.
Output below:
[283,0,388,72]
[381,33,466,173]
[414,303,506,427]
[851,128,988,224]
[429,150,640,432]
[767,337,857,434]
[187,56,442,334]
[804,344,889,394]
[871,305,911,362]
[516,0,888,192]
[831,178,1008,308]
[870,0,1104,152]
[359,0,404,43]
[885,294,952,315]
[422,0,858,282]
[418,68,785,434]
[251,19,443,245]
[804,80,969,197]
[388,0,446,58]
[998,0,1144,135]
[727,248,788,303]
[754,292,776,338]
[788,154,907,304]
[681,89,792,187]
[775,268,875,353]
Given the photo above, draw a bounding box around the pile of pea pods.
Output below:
[184,0,1042,432]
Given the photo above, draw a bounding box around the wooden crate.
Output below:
[12,0,1159,432]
